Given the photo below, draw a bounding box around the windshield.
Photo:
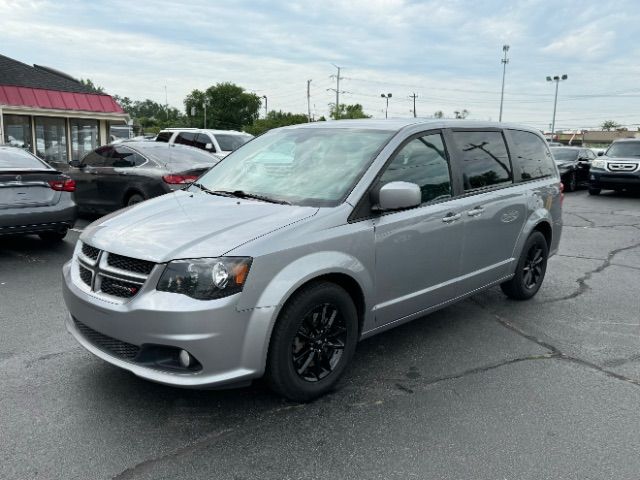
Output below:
[606,142,640,158]
[193,127,394,207]
[0,147,51,170]
[551,148,579,162]
[215,134,253,151]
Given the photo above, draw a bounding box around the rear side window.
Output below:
[82,146,112,167]
[509,130,555,180]
[175,132,196,147]
[451,131,512,191]
[155,131,173,143]
[110,146,146,167]
[379,133,452,204]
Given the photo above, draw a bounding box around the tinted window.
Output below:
[136,144,219,166]
[155,131,173,143]
[193,133,215,151]
[379,133,452,204]
[82,146,112,167]
[215,134,252,151]
[175,132,196,147]
[110,146,146,167]
[0,147,50,169]
[550,148,578,163]
[452,131,511,190]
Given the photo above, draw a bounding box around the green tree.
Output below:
[184,83,261,131]
[245,110,309,136]
[112,96,187,134]
[330,103,370,120]
[79,78,105,94]
[601,120,621,131]
[454,109,470,119]
[433,110,444,119]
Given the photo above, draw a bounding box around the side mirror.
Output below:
[597,151,604,156]
[376,181,421,211]
[69,160,83,168]
[205,143,214,151]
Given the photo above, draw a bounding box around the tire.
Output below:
[500,231,548,301]
[38,229,68,242]
[266,281,358,402]
[588,187,601,196]
[126,192,145,206]
[565,172,576,192]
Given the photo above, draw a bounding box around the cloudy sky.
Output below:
[2,0,640,131]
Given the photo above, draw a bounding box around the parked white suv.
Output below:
[155,128,253,157]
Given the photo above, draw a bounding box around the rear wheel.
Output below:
[266,281,358,402]
[501,231,548,300]
[126,192,145,206]
[588,187,601,196]
[38,229,68,242]
[565,172,576,192]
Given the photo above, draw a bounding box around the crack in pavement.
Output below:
[545,240,640,303]
[472,300,640,389]
[565,212,595,227]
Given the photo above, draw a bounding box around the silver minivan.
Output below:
[63,119,562,401]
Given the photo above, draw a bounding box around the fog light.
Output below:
[178,349,191,368]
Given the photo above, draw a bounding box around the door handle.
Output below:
[467,207,484,217]
[442,212,461,223]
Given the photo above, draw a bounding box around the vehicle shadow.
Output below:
[0,234,75,258]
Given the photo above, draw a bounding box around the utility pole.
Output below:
[307,79,312,122]
[499,45,509,122]
[203,101,207,129]
[381,93,392,119]
[328,64,343,119]
[409,93,418,117]
[164,85,169,121]
[262,95,268,119]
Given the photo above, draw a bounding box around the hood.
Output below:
[603,155,640,163]
[81,190,318,262]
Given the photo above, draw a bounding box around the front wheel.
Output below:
[501,231,548,300]
[126,193,145,206]
[266,282,358,402]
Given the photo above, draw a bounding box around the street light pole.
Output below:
[262,95,268,119]
[381,93,392,119]
[202,101,207,129]
[546,74,568,142]
[498,44,509,122]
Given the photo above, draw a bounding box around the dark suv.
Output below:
[589,139,640,195]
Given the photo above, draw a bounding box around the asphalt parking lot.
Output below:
[1,190,640,480]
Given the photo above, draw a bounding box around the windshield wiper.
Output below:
[212,190,291,205]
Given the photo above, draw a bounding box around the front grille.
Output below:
[79,264,92,286]
[100,276,141,298]
[81,243,100,260]
[107,253,155,275]
[608,163,638,172]
[74,318,140,360]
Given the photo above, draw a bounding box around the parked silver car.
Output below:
[62,119,562,401]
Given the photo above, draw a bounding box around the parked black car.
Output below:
[65,142,220,214]
[549,147,594,191]
[0,145,76,241]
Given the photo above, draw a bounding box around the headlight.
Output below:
[157,257,252,300]
[591,159,606,169]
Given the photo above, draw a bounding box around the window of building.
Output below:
[508,130,555,181]
[379,133,452,204]
[34,117,68,164]
[451,131,512,191]
[70,119,99,162]
[3,114,33,151]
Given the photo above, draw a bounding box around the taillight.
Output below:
[162,174,199,184]
[48,178,76,192]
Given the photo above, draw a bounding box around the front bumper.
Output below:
[590,170,640,190]
[62,260,276,388]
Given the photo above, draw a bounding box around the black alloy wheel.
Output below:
[126,193,145,206]
[292,303,347,382]
[266,281,358,402]
[565,172,577,192]
[501,231,548,300]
